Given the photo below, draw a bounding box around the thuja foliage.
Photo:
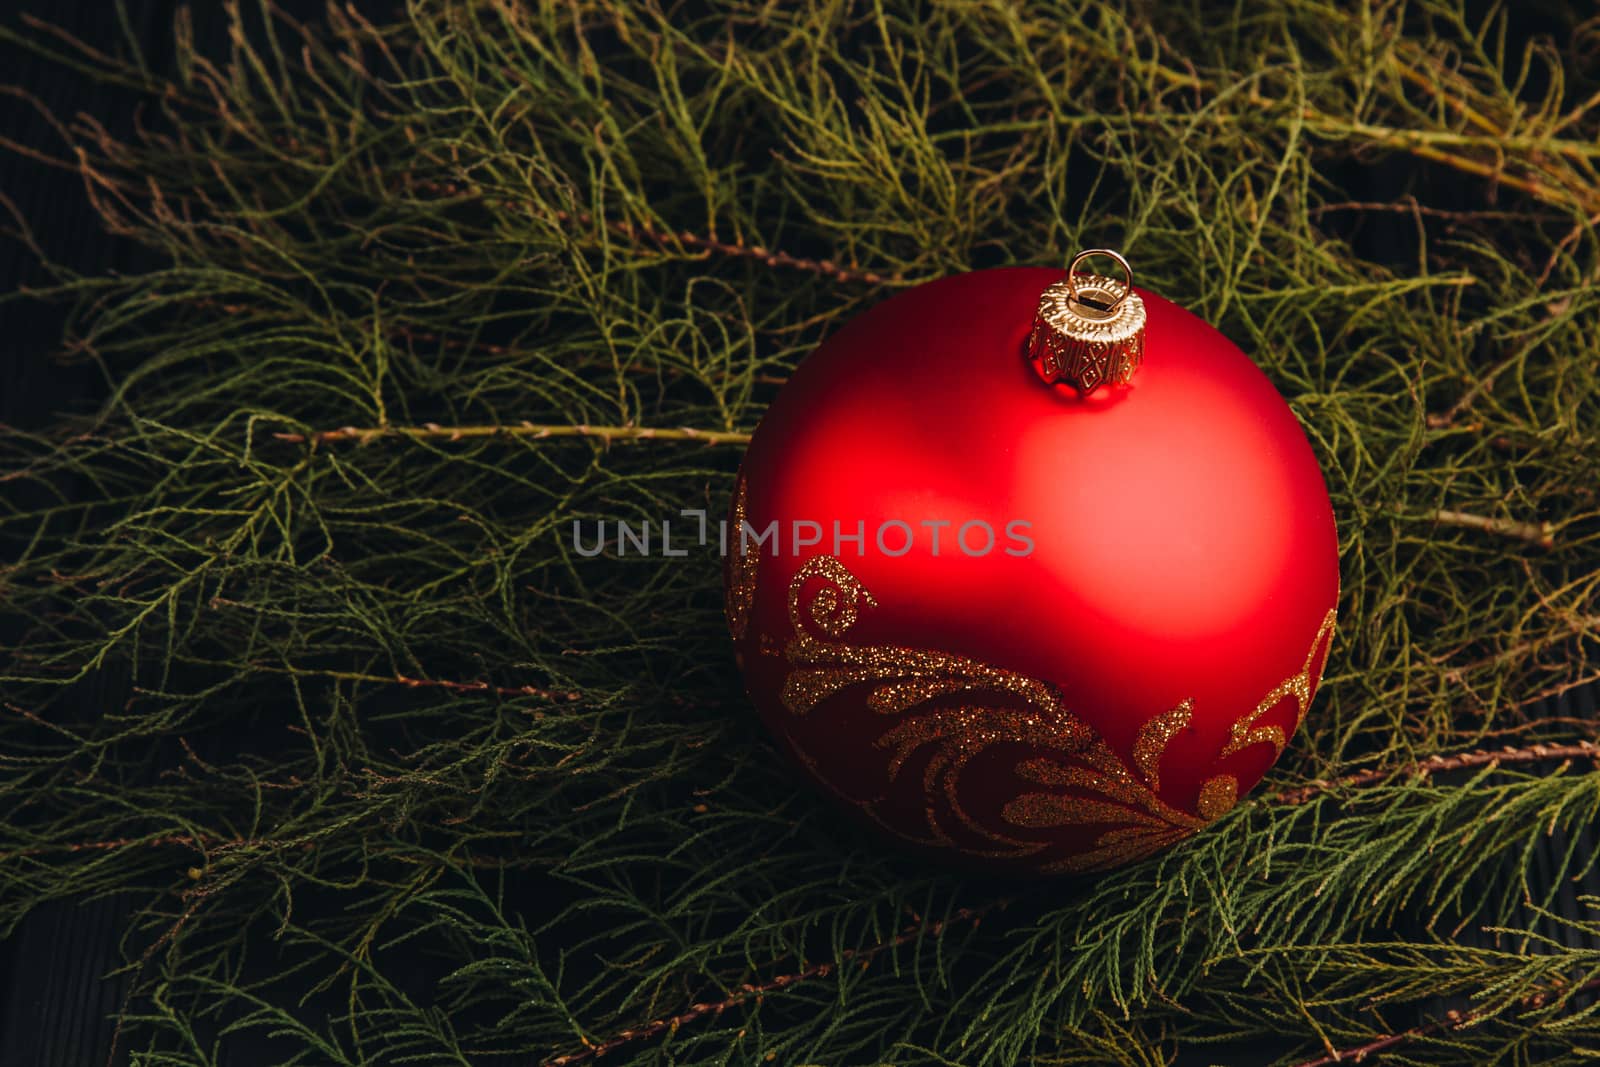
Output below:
[1,1,1599,1063]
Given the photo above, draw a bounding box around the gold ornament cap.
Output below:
[1026,248,1146,392]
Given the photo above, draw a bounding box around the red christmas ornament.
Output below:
[724,251,1338,875]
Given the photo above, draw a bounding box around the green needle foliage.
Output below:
[2,0,1599,1063]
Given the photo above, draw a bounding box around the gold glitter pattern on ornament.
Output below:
[1005,718,1220,873]
[1196,775,1238,820]
[1219,609,1338,758]
[875,704,1093,855]
[779,555,1087,856]
[1133,698,1193,794]
[790,555,875,639]
[723,475,759,641]
[780,556,1059,723]
[868,677,984,715]
[773,555,1327,872]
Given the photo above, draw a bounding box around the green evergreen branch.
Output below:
[1,0,1598,1063]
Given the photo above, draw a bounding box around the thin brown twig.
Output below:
[315,668,582,702]
[177,297,790,386]
[0,832,308,862]
[1428,509,1556,550]
[272,423,752,447]
[551,208,907,287]
[1458,713,1600,743]
[1535,210,1600,289]
[405,177,905,286]
[1429,613,1600,682]
[1290,974,1600,1067]
[3,834,208,857]
[543,903,999,1067]
[1307,199,1540,221]
[177,660,586,703]
[1272,741,1600,806]
[1,829,553,871]
[1505,669,1600,714]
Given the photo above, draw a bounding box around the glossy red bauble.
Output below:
[724,267,1339,875]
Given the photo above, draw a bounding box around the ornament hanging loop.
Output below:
[1027,247,1148,392]
[1065,248,1134,314]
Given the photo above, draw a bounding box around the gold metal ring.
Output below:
[1065,248,1133,311]
[1026,247,1146,391]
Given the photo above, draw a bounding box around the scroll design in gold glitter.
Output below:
[782,555,1088,856]
[776,556,1333,872]
[1132,698,1192,794]
[779,555,1234,865]
[1197,775,1239,820]
[1005,697,1245,873]
[723,475,758,641]
[1009,609,1337,871]
[1218,608,1338,759]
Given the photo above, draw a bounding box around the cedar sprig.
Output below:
[0,1,1597,1064]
